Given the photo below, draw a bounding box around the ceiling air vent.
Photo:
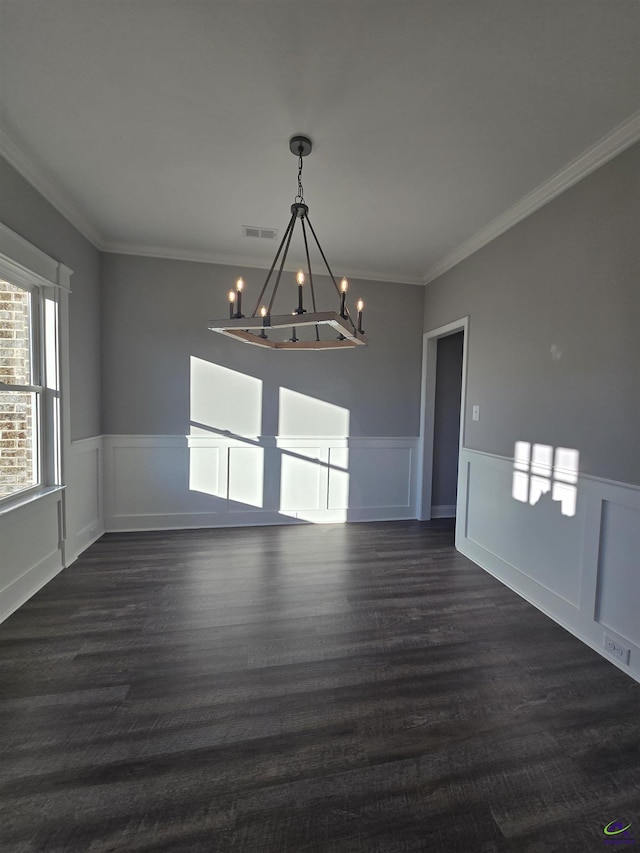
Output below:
[242,225,278,240]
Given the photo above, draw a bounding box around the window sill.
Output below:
[0,485,66,519]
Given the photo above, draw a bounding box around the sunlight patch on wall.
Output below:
[187,366,354,518]
[189,357,264,504]
[229,446,264,507]
[190,357,262,438]
[280,454,323,511]
[512,441,579,517]
[278,387,349,437]
[278,387,350,521]
[189,443,223,498]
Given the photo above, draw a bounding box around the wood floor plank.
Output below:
[1,519,639,852]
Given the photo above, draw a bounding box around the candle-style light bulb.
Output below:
[235,277,244,317]
[228,289,236,318]
[339,277,348,317]
[259,305,269,338]
[356,299,364,334]
[295,270,305,315]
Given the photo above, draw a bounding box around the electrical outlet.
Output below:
[604,635,630,664]
[89,525,98,539]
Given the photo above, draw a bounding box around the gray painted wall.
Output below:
[432,331,463,508]
[100,253,425,437]
[0,156,102,440]
[423,142,640,486]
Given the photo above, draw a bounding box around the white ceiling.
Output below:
[1,0,639,284]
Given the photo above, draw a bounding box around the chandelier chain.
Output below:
[295,149,304,203]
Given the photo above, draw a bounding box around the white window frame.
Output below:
[0,222,72,512]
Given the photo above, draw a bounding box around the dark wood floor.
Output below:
[1,520,639,852]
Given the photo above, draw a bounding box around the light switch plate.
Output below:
[472,405,480,421]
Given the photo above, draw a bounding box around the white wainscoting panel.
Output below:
[456,448,640,684]
[465,452,584,607]
[228,446,264,509]
[280,449,324,511]
[65,436,104,564]
[329,445,413,511]
[188,446,222,501]
[0,489,64,622]
[596,499,640,648]
[104,435,419,530]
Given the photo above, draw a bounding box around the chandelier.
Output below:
[208,136,368,350]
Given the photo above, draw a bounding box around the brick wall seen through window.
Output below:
[0,280,36,498]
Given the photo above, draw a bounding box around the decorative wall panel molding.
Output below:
[595,499,640,647]
[65,436,104,565]
[456,447,640,683]
[103,434,419,531]
[0,489,65,622]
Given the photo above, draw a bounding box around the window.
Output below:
[0,223,70,508]
[0,282,66,512]
[0,277,62,503]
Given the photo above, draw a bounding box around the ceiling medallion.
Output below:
[209,136,368,350]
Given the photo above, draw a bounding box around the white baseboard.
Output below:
[430,504,456,518]
[66,521,105,565]
[105,506,417,533]
[0,549,63,623]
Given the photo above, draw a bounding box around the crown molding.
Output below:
[0,129,104,249]
[4,108,638,289]
[0,131,418,284]
[423,110,640,285]
[102,242,424,286]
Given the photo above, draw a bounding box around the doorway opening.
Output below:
[432,331,464,517]
[417,318,469,538]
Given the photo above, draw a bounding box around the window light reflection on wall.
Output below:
[512,441,579,517]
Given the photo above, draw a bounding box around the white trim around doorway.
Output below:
[416,316,469,525]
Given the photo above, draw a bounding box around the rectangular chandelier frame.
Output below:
[208,311,368,350]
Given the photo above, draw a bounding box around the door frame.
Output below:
[416,316,469,525]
